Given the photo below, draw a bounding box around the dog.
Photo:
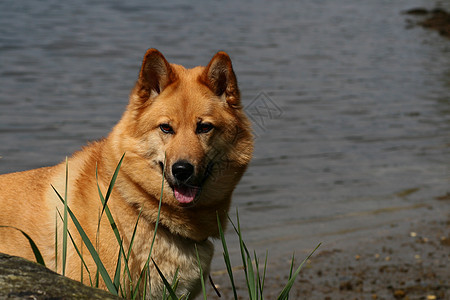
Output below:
[0,49,253,298]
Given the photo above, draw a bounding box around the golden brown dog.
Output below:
[0,49,253,298]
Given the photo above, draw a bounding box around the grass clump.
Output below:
[11,155,320,299]
[217,210,320,300]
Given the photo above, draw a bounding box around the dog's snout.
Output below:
[172,161,194,182]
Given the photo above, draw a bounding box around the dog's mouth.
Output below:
[172,184,200,205]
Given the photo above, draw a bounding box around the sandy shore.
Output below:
[205,193,449,300]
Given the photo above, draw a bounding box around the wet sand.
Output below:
[206,195,449,299]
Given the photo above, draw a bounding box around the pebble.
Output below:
[394,289,406,298]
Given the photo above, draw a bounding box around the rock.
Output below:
[393,289,406,298]
[0,253,120,299]
[404,7,450,38]
[339,280,353,291]
[404,8,429,16]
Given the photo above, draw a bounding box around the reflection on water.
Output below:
[0,0,449,266]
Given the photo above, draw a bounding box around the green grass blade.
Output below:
[162,280,167,299]
[171,268,180,296]
[121,208,143,298]
[80,243,84,284]
[246,254,256,300]
[127,208,143,261]
[69,227,93,286]
[286,252,295,300]
[260,250,268,299]
[100,153,125,216]
[121,266,127,299]
[195,244,206,300]
[62,157,69,276]
[140,155,166,283]
[95,263,100,288]
[132,270,144,300]
[56,209,93,286]
[0,225,45,266]
[55,210,58,272]
[113,238,123,291]
[95,155,134,286]
[141,266,148,300]
[217,213,238,300]
[253,251,261,299]
[143,267,148,300]
[228,213,247,266]
[163,268,180,299]
[229,209,252,259]
[152,258,178,300]
[95,209,101,289]
[141,155,168,299]
[96,162,120,243]
[52,185,117,295]
[133,155,167,299]
[288,253,295,280]
[277,243,321,300]
[231,209,255,299]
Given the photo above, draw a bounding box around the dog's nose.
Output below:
[172,161,194,182]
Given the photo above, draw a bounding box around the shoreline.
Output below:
[206,195,449,299]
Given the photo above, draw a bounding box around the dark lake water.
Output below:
[1,0,449,271]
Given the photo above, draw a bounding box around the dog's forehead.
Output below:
[151,68,219,121]
[172,64,215,100]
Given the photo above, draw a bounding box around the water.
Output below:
[1,0,449,269]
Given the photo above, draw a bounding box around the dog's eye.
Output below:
[160,123,174,134]
[196,122,214,134]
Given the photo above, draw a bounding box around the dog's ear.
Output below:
[138,49,177,98]
[201,52,240,108]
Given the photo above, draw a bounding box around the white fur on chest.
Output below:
[127,224,214,299]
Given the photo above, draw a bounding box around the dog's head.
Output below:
[115,49,253,217]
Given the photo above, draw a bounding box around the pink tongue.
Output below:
[174,186,199,204]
